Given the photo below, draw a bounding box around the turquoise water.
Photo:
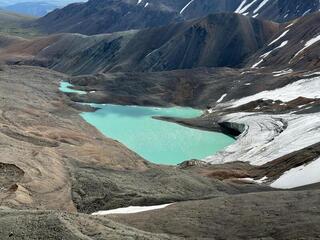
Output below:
[60,82,235,165]
[59,82,87,94]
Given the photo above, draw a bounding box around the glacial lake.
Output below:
[60,82,235,165]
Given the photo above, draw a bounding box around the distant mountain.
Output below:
[0,0,86,7]
[5,2,58,17]
[36,0,320,35]
[36,0,183,35]
[0,9,37,37]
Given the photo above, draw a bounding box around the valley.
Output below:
[0,0,319,239]
[60,81,235,165]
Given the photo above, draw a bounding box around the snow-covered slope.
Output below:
[205,112,320,166]
[271,157,320,189]
[230,76,320,108]
[205,74,320,188]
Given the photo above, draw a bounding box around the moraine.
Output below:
[60,81,235,165]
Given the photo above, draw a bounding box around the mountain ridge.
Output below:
[35,0,320,35]
[1,12,280,74]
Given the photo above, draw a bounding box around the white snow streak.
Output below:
[253,0,269,13]
[268,30,290,46]
[285,22,295,29]
[273,40,288,50]
[235,0,258,14]
[251,59,263,68]
[302,9,311,16]
[217,94,227,103]
[272,69,293,77]
[253,40,288,68]
[235,0,247,13]
[180,0,195,14]
[292,34,320,60]
[92,204,172,215]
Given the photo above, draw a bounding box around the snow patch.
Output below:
[240,176,268,184]
[92,203,172,215]
[231,76,320,107]
[271,157,320,189]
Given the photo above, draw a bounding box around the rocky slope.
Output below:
[35,0,320,35]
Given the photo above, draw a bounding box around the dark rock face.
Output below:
[35,0,320,35]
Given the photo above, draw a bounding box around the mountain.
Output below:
[35,0,183,35]
[2,13,279,74]
[5,2,58,17]
[179,0,320,22]
[35,0,320,35]
[0,9,37,37]
[247,12,320,71]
